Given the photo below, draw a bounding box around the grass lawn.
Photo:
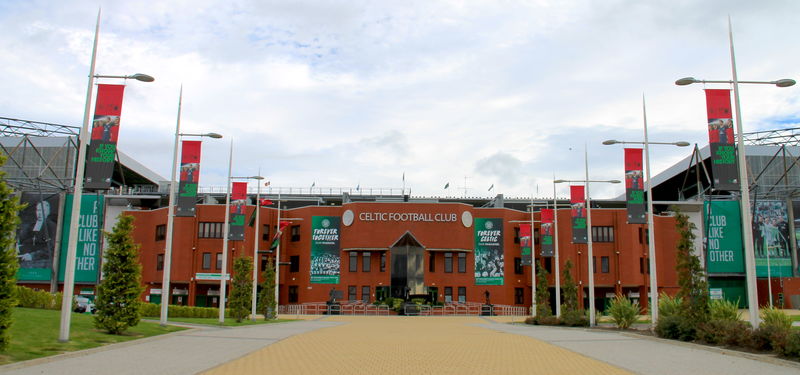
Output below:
[160,316,294,327]
[0,308,185,365]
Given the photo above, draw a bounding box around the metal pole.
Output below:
[553,174,561,317]
[160,87,182,326]
[251,170,261,321]
[585,145,596,327]
[275,193,281,311]
[729,16,760,328]
[643,95,659,326]
[59,9,99,342]
[530,193,536,317]
[218,140,233,324]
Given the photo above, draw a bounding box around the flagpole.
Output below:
[585,144,596,327]
[251,168,261,321]
[218,140,233,324]
[160,86,182,326]
[530,191,536,317]
[275,192,281,313]
[553,173,561,317]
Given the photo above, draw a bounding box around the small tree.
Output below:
[94,214,144,334]
[258,256,276,320]
[561,259,578,312]
[229,256,253,322]
[0,154,23,350]
[535,260,551,317]
[674,209,709,324]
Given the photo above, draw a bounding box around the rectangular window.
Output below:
[640,257,650,274]
[155,224,166,241]
[349,252,358,272]
[362,286,370,303]
[260,255,268,272]
[198,222,224,239]
[291,225,301,242]
[348,285,357,301]
[458,253,466,273]
[202,252,211,270]
[591,226,614,242]
[514,227,520,244]
[156,254,164,271]
[288,286,298,303]
[515,287,524,305]
[514,257,523,274]
[429,253,435,272]
[592,256,597,273]
[216,253,222,270]
[444,287,453,303]
[262,224,270,242]
[290,255,300,273]
[444,252,453,273]
[601,256,610,273]
[458,287,466,303]
[544,257,552,273]
[362,252,371,272]
[380,253,386,272]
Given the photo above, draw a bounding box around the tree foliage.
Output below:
[0,154,23,350]
[93,214,144,334]
[535,260,551,317]
[229,256,253,322]
[257,256,277,320]
[561,259,578,312]
[674,209,709,324]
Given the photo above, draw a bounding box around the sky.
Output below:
[1,0,799,200]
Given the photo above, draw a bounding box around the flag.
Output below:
[310,181,315,189]
[444,182,450,189]
[570,185,587,243]
[488,184,494,191]
[624,148,646,224]
[84,84,125,190]
[248,199,273,227]
[259,199,273,206]
[176,140,202,217]
[705,89,739,190]
[269,221,291,250]
[402,172,405,182]
[356,184,360,192]
[264,181,271,187]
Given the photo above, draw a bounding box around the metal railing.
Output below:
[279,301,527,316]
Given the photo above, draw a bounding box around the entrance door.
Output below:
[390,232,425,300]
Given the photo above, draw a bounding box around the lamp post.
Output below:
[59,10,154,342]
[250,176,267,322]
[603,103,689,326]
[552,174,561,318]
[555,147,620,327]
[675,18,795,328]
[159,88,221,326]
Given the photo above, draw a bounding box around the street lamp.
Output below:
[160,88,222,326]
[59,10,154,342]
[230,175,265,323]
[555,148,620,327]
[603,100,690,327]
[675,17,795,328]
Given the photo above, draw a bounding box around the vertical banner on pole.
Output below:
[16,192,61,281]
[753,200,792,277]
[570,186,587,243]
[705,89,739,191]
[704,200,744,274]
[474,218,504,285]
[310,216,341,284]
[540,209,554,256]
[625,148,646,224]
[176,140,202,217]
[85,84,125,190]
[57,194,103,283]
[520,223,532,265]
[228,182,247,241]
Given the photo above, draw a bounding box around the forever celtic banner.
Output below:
[85,84,125,190]
[540,209,554,257]
[705,89,739,191]
[176,140,202,217]
[519,223,532,265]
[310,216,340,284]
[570,186,587,243]
[625,148,646,224]
[228,182,247,241]
[474,218,504,285]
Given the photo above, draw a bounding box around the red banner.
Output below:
[85,84,125,190]
[540,209,554,256]
[520,223,532,265]
[705,89,739,191]
[570,186,587,243]
[176,140,202,217]
[624,148,645,224]
[229,182,248,240]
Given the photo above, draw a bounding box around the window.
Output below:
[514,257,523,274]
[458,253,466,273]
[362,252,371,272]
[639,228,649,244]
[592,256,597,273]
[444,287,453,303]
[429,253,435,272]
[380,253,386,272]
[515,287,524,304]
[458,287,466,303]
[348,285,357,301]
[601,256,609,273]
[155,224,166,241]
[288,286,298,303]
[591,226,614,242]
[291,225,300,242]
[362,286,370,302]
[156,254,164,271]
[216,253,222,270]
[198,222,224,238]
[640,257,649,274]
[444,252,453,273]
[290,255,300,273]
[262,224,270,241]
[349,252,358,272]
[202,253,211,270]
[260,254,268,271]
[544,257,552,273]
[514,227,520,244]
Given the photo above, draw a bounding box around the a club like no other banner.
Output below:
[704,200,744,274]
[625,148,646,224]
[177,140,202,217]
[519,223,532,266]
[85,84,125,190]
[228,182,247,241]
[570,186,587,243]
[310,216,341,284]
[475,218,504,285]
[540,209,554,257]
[705,89,739,191]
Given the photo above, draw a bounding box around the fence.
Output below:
[279,301,527,317]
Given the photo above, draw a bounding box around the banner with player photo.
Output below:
[228,182,247,241]
[475,218,504,285]
[753,200,792,277]
[85,84,125,190]
[520,223,532,265]
[310,216,341,284]
[625,148,646,224]
[540,209,554,257]
[16,192,61,281]
[570,185,587,243]
[176,140,202,217]
[705,89,739,191]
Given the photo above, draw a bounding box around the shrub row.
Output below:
[524,307,589,327]
[15,286,63,310]
[139,302,231,319]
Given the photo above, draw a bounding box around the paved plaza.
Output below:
[2,316,799,375]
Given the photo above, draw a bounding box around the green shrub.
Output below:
[561,308,589,327]
[708,298,741,322]
[14,286,62,309]
[655,314,696,341]
[524,316,536,325]
[139,302,160,317]
[760,306,792,331]
[751,324,789,352]
[536,315,560,326]
[658,293,683,319]
[607,294,640,329]
[410,298,426,305]
[776,331,800,359]
[697,319,751,347]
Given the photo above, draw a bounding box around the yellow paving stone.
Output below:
[203,316,634,375]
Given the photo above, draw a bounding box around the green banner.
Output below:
[310,216,340,284]
[57,194,103,284]
[474,218,504,285]
[753,200,792,277]
[704,201,744,274]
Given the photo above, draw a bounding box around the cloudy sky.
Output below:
[1,0,798,200]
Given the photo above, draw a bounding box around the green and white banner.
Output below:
[474,218,504,285]
[310,216,340,284]
[57,194,103,284]
[704,200,744,274]
[753,200,792,277]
